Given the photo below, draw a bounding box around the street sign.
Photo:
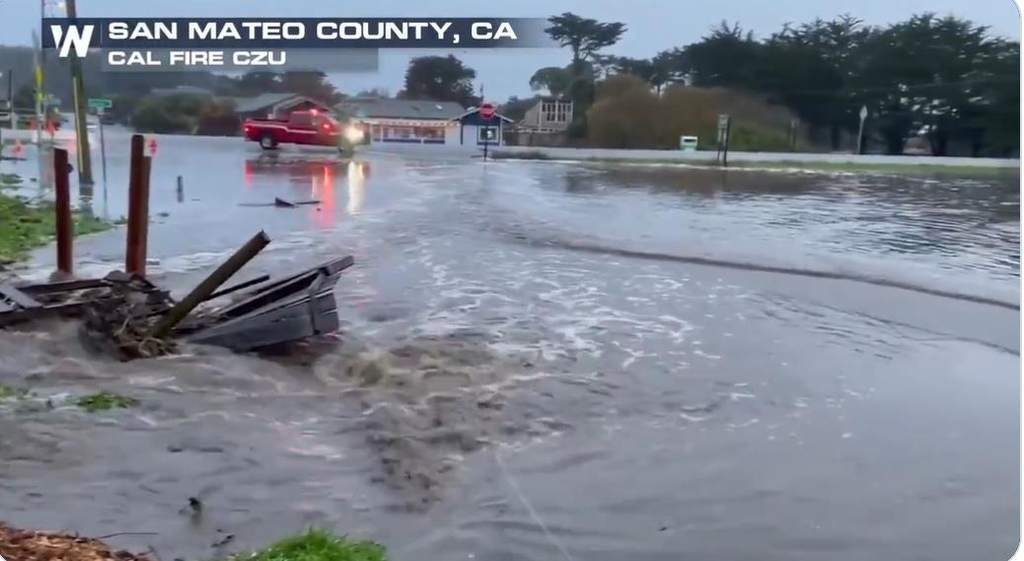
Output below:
[716,114,732,167]
[480,103,495,120]
[717,114,731,143]
[44,95,60,107]
[89,98,113,109]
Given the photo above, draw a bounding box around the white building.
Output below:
[337,98,466,145]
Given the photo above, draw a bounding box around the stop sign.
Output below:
[479,103,495,120]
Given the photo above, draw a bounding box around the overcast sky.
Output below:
[2,0,1019,99]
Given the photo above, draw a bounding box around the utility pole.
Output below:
[64,0,94,185]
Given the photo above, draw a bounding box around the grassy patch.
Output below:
[730,159,1020,175]
[0,173,23,187]
[0,384,29,400]
[234,529,387,561]
[0,193,114,264]
[76,391,138,412]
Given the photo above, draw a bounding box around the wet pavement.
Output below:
[0,132,1019,561]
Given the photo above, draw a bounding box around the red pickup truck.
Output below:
[243,109,363,151]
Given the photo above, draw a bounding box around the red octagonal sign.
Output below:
[479,103,495,120]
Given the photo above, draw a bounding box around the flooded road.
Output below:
[0,133,1019,561]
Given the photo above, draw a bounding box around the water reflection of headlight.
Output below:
[343,126,364,143]
[347,161,364,215]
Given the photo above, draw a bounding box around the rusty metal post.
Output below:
[125,134,144,274]
[149,230,272,339]
[53,147,73,277]
[136,155,152,276]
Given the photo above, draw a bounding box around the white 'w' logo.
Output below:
[50,24,94,58]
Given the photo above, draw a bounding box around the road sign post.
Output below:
[856,105,868,155]
[716,114,732,167]
[479,103,495,161]
[96,107,108,184]
[88,99,114,184]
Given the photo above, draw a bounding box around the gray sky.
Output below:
[2,0,1020,99]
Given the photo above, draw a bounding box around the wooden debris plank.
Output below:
[0,283,42,309]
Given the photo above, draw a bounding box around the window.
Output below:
[541,101,571,124]
[478,126,498,142]
[419,127,445,139]
[290,113,313,127]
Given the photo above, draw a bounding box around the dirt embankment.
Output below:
[0,524,152,561]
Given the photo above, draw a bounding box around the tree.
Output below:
[678,21,763,89]
[356,87,391,98]
[13,85,34,110]
[529,66,573,98]
[400,55,478,108]
[232,71,281,95]
[545,12,627,66]
[280,71,344,105]
[543,12,627,137]
[499,95,543,122]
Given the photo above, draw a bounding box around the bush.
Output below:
[131,99,193,134]
[131,94,242,136]
[195,99,241,136]
[587,76,661,148]
[585,80,809,151]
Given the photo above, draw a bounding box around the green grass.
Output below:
[0,383,29,400]
[0,192,114,264]
[730,159,1020,175]
[0,173,23,187]
[233,529,387,561]
[76,392,139,412]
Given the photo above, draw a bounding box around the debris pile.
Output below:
[78,271,177,361]
[0,231,356,362]
[0,523,152,561]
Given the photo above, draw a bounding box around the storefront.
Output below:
[361,119,461,144]
[337,99,467,145]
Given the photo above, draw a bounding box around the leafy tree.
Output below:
[400,55,478,107]
[544,12,627,67]
[12,84,34,110]
[543,12,627,137]
[679,21,763,89]
[232,71,281,95]
[355,87,391,98]
[280,71,344,105]
[499,95,544,121]
[529,66,573,98]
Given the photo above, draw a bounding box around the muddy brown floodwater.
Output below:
[0,134,1020,561]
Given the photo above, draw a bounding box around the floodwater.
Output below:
[0,133,1020,561]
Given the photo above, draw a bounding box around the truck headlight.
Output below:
[343,126,364,143]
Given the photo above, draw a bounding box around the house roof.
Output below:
[452,106,514,123]
[151,85,214,97]
[228,93,331,114]
[337,98,466,120]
